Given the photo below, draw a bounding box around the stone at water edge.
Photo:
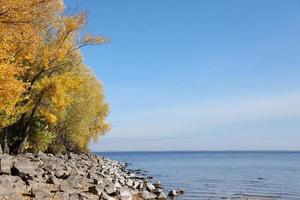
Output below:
[168,190,178,196]
[142,190,157,200]
[146,182,156,192]
[177,188,185,194]
[157,192,168,200]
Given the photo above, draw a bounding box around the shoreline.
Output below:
[0,152,177,200]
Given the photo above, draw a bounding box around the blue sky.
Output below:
[65,0,300,151]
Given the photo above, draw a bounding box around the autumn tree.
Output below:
[0,0,110,154]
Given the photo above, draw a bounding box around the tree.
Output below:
[0,0,109,154]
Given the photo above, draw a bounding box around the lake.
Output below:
[96,151,300,200]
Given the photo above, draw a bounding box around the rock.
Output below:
[177,188,185,194]
[157,192,168,199]
[93,178,103,185]
[0,153,167,200]
[0,154,12,174]
[105,182,117,195]
[168,190,177,196]
[60,179,81,193]
[46,175,60,185]
[56,192,70,200]
[32,188,52,199]
[120,187,132,200]
[12,157,35,179]
[154,181,163,189]
[88,185,103,196]
[142,190,157,199]
[101,192,116,200]
[126,179,133,187]
[146,182,156,192]
[69,192,81,200]
[0,175,26,196]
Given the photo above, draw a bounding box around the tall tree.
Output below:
[0,0,109,154]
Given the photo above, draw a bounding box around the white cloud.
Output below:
[107,92,300,138]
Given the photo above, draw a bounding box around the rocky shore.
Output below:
[0,152,182,200]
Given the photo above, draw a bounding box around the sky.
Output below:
[65,0,300,151]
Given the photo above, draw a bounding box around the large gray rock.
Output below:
[0,154,12,174]
[157,192,167,199]
[60,179,82,193]
[101,192,116,200]
[120,187,132,200]
[56,192,70,200]
[12,157,36,179]
[32,188,52,199]
[88,185,103,196]
[142,190,157,200]
[0,175,26,196]
[146,182,156,192]
[168,190,177,196]
[105,182,117,195]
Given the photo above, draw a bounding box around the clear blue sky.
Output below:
[65,0,300,151]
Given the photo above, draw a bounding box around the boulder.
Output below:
[142,190,157,200]
[56,192,70,200]
[153,181,163,189]
[88,185,103,196]
[0,175,26,196]
[157,192,167,199]
[120,187,132,200]
[168,190,177,196]
[177,188,185,194]
[0,154,12,174]
[32,188,52,199]
[69,192,81,200]
[146,182,156,192]
[101,192,116,200]
[46,175,60,185]
[12,157,36,179]
[105,182,117,195]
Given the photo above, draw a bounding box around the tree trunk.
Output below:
[16,96,42,154]
[0,143,3,154]
[3,128,9,154]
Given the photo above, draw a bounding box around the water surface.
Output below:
[96,151,300,200]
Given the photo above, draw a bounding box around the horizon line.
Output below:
[93,150,300,153]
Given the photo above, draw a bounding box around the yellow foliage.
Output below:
[0,0,110,153]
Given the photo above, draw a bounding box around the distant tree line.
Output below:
[0,0,110,154]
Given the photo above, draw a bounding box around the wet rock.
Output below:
[154,181,163,189]
[157,192,167,199]
[168,190,177,197]
[177,188,185,194]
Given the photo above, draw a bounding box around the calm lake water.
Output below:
[96,151,300,200]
